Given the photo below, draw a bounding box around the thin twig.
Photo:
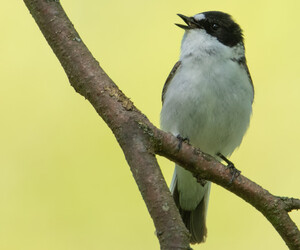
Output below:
[279,197,300,212]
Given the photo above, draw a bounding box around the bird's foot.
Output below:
[176,135,190,152]
[197,178,208,187]
[217,153,241,184]
[227,162,241,184]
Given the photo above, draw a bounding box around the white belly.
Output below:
[160,58,253,157]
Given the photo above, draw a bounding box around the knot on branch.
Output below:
[104,86,134,111]
[137,121,154,137]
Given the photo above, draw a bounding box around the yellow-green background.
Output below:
[1,1,299,249]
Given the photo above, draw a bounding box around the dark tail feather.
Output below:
[173,181,208,244]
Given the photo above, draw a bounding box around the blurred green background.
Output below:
[1,1,300,249]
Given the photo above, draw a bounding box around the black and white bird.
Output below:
[160,11,254,244]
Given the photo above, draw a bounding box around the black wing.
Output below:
[162,61,181,103]
[232,56,254,101]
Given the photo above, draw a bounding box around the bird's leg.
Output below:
[176,134,190,151]
[216,152,241,184]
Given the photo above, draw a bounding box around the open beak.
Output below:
[175,14,197,30]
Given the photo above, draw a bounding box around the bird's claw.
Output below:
[227,163,241,184]
[176,135,190,151]
[217,152,241,184]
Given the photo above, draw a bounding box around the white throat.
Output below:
[180,29,244,62]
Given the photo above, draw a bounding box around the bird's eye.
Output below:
[211,23,220,30]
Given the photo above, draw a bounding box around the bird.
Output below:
[160,11,254,244]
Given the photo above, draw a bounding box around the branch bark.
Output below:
[23,1,300,249]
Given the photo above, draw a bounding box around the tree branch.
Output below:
[23,1,300,249]
[23,0,190,248]
[279,197,300,212]
[154,129,300,249]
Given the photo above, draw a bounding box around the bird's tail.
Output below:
[170,165,211,244]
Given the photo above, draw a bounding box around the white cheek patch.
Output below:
[194,13,205,21]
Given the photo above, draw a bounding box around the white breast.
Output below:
[160,29,253,157]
